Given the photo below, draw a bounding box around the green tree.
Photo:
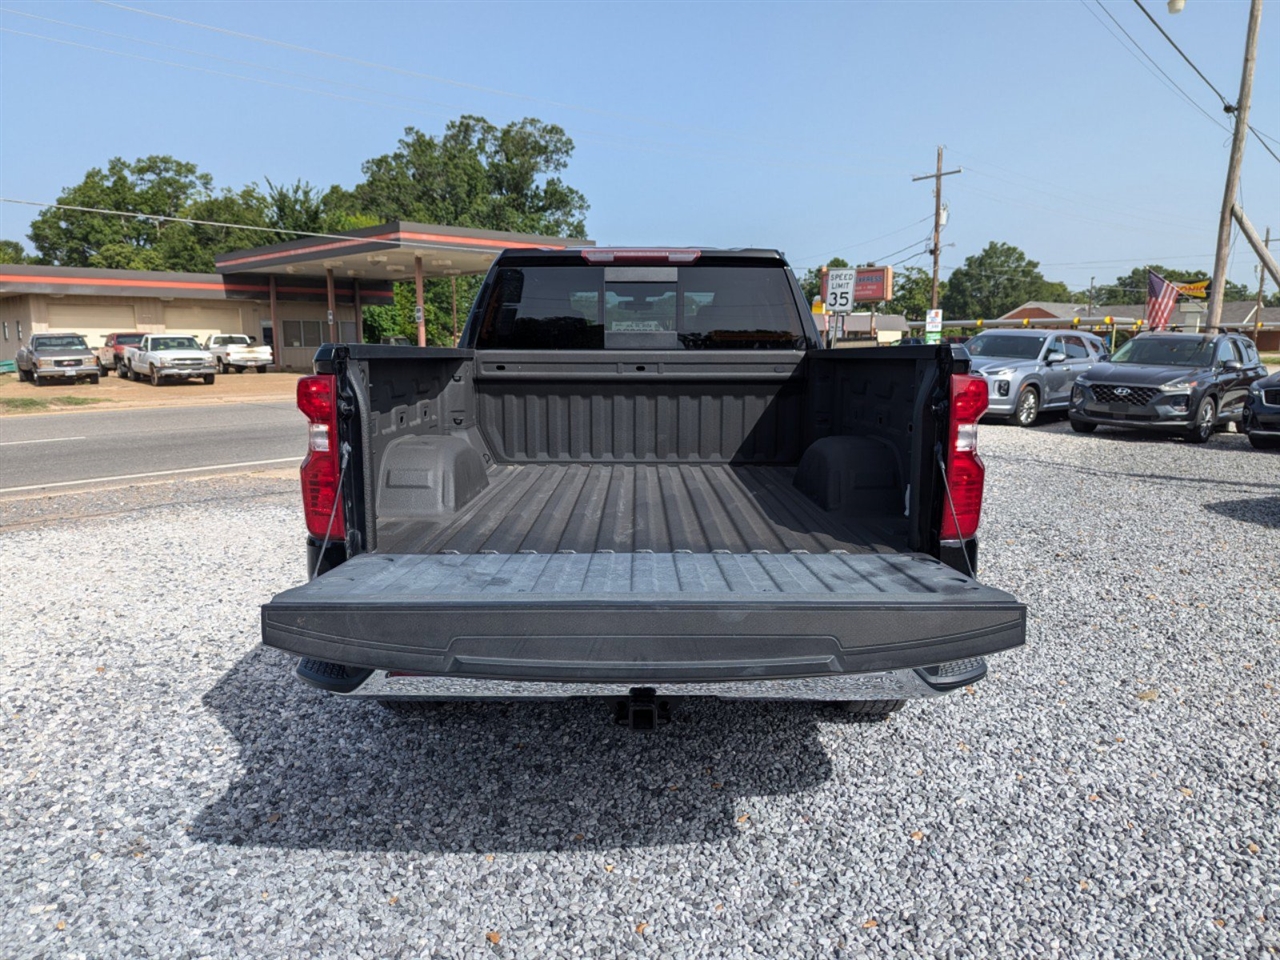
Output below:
[1099,265,1251,305]
[940,242,1070,322]
[0,239,34,264]
[28,156,217,269]
[798,257,849,304]
[362,275,483,346]
[349,116,588,236]
[882,266,940,323]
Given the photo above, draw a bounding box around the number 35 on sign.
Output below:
[826,269,856,311]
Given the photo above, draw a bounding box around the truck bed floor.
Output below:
[376,463,907,556]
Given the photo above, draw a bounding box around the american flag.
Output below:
[1146,270,1179,331]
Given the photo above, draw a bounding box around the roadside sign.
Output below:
[925,308,942,344]
[855,266,894,302]
[826,269,856,312]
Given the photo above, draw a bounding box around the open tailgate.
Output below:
[262,551,1025,683]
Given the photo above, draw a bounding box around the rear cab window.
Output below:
[471,254,812,350]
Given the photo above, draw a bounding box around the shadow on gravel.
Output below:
[192,647,845,853]
[1204,495,1280,529]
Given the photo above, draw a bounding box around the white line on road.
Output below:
[0,457,302,494]
[0,436,88,446]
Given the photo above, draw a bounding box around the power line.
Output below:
[93,0,761,148]
[793,216,932,265]
[0,24,910,183]
[0,196,481,251]
[1087,0,1231,133]
[1129,0,1280,165]
[1130,0,1232,107]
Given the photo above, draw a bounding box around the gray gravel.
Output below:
[1,425,1277,959]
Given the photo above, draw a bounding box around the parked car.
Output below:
[1243,369,1280,450]
[1069,332,1268,443]
[97,332,145,375]
[122,334,216,385]
[261,247,1026,726]
[203,333,274,374]
[15,333,100,385]
[965,329,1108,426]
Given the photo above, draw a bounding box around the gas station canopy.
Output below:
[214,220,593,281]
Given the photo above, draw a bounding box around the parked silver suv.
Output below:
[966,329,1108,426]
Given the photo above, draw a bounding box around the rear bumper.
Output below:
[263,551,1026,685]
[303,659,990,701]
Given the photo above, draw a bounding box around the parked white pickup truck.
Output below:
[203,334,274,374]
[122,335,216,386]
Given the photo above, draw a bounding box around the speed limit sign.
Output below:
[826,269,856,312]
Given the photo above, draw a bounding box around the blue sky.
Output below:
[1,0,1277,300]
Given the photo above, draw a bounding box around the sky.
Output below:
[1,0,1277,302]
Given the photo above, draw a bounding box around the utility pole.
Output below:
[1254,226,1272,340]
[1089,276,1095,316]
[1207,0,1263,334]
[912,147,962,310]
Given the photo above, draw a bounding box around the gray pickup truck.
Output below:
[263,248,1026,726]
[16,333,100,385]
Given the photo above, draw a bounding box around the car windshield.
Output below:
[214,335,250,345]
[1110,337,1214,367]
[474,263,809,350]
[151,337,200,350]
[966,334,1046,360]
[33,336,88,350]
[117,334,144,345]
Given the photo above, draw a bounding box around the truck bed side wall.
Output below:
[335,346,944,557]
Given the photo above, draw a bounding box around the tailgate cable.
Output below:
[311,442,350,580]
[935,445,978,581]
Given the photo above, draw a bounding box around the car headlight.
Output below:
[1161,378,1196,391]
[1250,384,1263,396]
[37,358,54,368]
[1072,383,1084,402]
[995,380,1011,397]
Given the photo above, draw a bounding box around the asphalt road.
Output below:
[0,401,304,494]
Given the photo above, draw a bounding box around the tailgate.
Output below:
[262,552,1025,682]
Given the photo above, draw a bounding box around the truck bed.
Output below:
[376,463,908,556]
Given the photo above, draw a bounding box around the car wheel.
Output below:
[130,365,141,382]
[97,360,108,376]
[117,362,128,379]
[833,699,904,722]
[1070,418,1097,434]
[90,375,100,385]
[215,357,225,374]
[1014,386,1040,427]
[32,370,42,387]
[256,365,267,374]
[1187,396,1216,444]
[150,366,161,387]
[203,374,215,385]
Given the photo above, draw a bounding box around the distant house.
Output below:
[990,300,1279,350]
[995,302,1091,322]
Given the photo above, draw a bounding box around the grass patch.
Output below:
[0,397,47,411]
[0,395,109,413]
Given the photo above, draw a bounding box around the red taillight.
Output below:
[580,248,701,264]
[940,374,987,541]
[297,374,344,540]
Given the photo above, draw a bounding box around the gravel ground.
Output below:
[1,425,1277,959]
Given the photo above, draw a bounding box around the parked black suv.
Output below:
[1068,332,1268,443]
[1243,370,1280,450]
